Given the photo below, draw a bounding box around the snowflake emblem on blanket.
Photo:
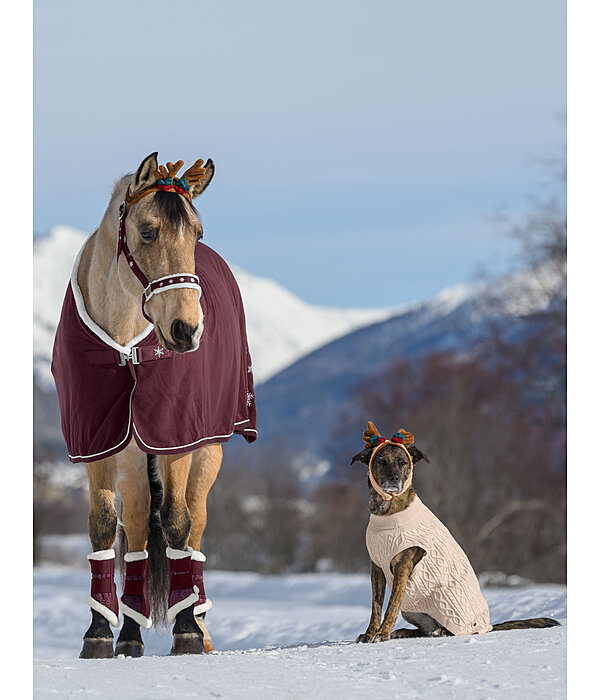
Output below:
[247,391,254,407]
[154,346,164,357]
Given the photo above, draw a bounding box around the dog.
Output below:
[351,421,559,642]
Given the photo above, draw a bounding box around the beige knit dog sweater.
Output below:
[366,496,492,636]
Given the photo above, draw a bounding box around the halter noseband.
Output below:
[117,184,201,324]
[367,433,414,502]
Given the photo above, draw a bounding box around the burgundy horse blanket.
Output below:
[52,239,257,463]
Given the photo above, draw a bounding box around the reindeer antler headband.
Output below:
[124,158,207,206]
[116,157,209,323]
[362,421,415,501]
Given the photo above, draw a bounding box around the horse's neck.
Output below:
[78,210,147,346]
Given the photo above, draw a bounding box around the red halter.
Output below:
[117,195,201,324]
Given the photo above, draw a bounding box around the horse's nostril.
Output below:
[171,319,198,344]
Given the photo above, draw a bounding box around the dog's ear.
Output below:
[407,444,430,465]
[351,447,374,466]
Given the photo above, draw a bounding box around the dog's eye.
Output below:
[140,228,158,242]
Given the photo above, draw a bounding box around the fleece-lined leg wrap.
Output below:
[166,547,199,624]
[86,549,119,627]
[188,547,213,615]
[120,550,152,629]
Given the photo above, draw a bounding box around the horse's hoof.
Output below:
[195,615,214,653]
[79,637,115,659]
[170,632,205,655]
[114,640,144,658]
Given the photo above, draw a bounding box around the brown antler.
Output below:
[155,160,184,181]
[181,158,207,184]
[166,160,184,178]
[362,420,382,446]
[394,428,415,446]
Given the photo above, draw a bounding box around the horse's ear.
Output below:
[351,447,374,466]
[131,152,159,195]
[189,158,215,199]
[407,444,430,465]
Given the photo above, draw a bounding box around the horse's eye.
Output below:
[140,228,158,242]
[196,226,204,241]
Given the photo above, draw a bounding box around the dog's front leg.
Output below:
[356,561,386,643]
[372,546,425,642]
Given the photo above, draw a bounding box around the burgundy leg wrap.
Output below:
[189,550,213,615]
[120,553,152,628]
[191,559,206,602]
[86,550,119,627]
[167,548,199,623]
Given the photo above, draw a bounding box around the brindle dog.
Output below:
[351,441,560,642]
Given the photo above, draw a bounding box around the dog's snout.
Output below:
[171,319,198,344]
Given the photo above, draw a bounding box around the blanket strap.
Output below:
[86,345,176,366]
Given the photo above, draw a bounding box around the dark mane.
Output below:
[152,190,199,228]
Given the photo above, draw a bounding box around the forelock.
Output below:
[152,191,198,229]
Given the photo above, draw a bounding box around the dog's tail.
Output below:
[492,617,560,631]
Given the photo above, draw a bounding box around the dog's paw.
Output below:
[356,633,374,644]
[371,631,391,643]
[391,628,421,639]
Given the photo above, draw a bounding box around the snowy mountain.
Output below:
[34,226,563,468]
[251,260,564,474]
[33,226,394,389]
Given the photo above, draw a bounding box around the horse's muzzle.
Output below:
[167,318,203,353]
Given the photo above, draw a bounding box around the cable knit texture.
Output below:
[366,496,492,636]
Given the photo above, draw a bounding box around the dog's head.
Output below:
[350,421,429,500]
[351,442,429,497]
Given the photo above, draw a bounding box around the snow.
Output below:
[33,226,393,389]
[34,566,566,699]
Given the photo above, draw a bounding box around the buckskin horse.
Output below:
[51,153,257,657]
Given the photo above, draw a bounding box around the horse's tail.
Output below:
[492,617,560,632]
[146,454,169,626]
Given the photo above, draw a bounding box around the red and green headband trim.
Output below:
[157,176,191,195]
[368,432,410,447]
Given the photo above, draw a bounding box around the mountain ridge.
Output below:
[33,226,395,389]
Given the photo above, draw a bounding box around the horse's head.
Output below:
[120,152,215,353]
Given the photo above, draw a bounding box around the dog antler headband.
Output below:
[362,421,415,501]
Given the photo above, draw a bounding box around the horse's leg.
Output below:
[157,452,204,655]
[186,444,223,652]
[80,458,118,659]
[114,445,151,658]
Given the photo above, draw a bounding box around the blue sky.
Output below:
[34,0,565,307]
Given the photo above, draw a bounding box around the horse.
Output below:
[51,153,257,658]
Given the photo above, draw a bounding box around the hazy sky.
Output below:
[34,1,565,307]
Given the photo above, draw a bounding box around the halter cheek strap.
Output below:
[117,194,201,324]
[368,441,414,502]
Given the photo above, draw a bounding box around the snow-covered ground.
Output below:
[34,566,566,699]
